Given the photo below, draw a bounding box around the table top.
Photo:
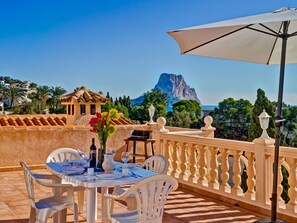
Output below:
[46,162,156,188]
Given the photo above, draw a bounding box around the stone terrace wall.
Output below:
[0,125,141,168]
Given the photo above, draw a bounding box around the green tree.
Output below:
[166,110,192,128]
[122,95,131,109]
[101,101,116,112]
[0,76,22,84]
[12,101,37,114]
[172,100,201,122]
[248,88,275,141]
[49,86,67,113]
[130,89,167,123]
[282,106,297,145]
[102,101,129,118]
[290,131,297,147]
[115,103,129,118]
[142,89,167,107]
[210,98,253,140]
[129,105,145,123]
[29,82,38,89]
[0,85,9,103]
[7,87,25,108]
[32,85,51,113]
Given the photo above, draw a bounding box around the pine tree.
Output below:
[248,88,276,141]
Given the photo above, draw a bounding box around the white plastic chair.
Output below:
[46,147,85,213]
[114,155,169,210]
[20,161,78,223]
[104,175,178,223]
[139,155,168,174]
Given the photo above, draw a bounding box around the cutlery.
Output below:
[131,172,142,178]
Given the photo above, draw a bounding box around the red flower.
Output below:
[89,117,98,126]
[96,112,101,119]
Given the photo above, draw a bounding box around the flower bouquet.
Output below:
[89,108,120,168]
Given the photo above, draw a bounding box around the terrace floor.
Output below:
[0,169,269,223]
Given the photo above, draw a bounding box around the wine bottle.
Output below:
[89,138,97,167]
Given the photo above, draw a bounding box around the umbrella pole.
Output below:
[271,21,289,222]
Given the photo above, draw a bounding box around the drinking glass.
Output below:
[121,152,130,164]
[78,149,91,169]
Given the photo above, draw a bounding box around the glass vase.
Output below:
[97,143,106,169]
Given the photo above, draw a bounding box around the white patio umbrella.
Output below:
[168,7,297,222]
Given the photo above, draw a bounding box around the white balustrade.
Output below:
[231,150,243,196]
[220,148,231,193]
[156,129,297,219]
[287,158,297,212]
[245,151,256,200]
[209,146,219,190]
[187,144,198,183]
[148,116,297,219]
[179,143,187,180]
[278,158,285,207]
[198,145,208,187]
[171,142,178,178]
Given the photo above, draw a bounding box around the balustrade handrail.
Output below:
[161,132,255,152]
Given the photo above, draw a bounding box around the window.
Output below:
[72,105,74,115]
[90,104,96,115]
[80,104,86,115]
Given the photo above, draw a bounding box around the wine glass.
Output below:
[78,149,91,169]
[121,152,130,164]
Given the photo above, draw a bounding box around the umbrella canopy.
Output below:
[168,7,297,222]
[168,7,297,64]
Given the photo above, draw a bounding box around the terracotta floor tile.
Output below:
[0,208,19,220]
[9,205,31,215]
[0,170,275,223]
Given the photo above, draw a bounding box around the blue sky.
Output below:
[1,0,296,105]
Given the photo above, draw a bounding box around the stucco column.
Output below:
[153,117,169,155]
[253,137,275,206]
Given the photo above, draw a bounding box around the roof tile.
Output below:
[60,86,108,103]
[0,114,134,128]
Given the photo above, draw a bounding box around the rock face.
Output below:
[154,73,200,106]
[131,73,200,107]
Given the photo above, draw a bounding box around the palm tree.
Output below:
[0,85,9,110]
[7,87,25,108]
[34,85,51,113]
[50,86,66,111]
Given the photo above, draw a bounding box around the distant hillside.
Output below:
[131,73,200,107]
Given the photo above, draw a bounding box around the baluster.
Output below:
[167,141,173,176]
[287,158,297,212]
[162,139,170,175]
[220,148,231,193]
[188,144,198,183]
[245,152,256,200]
[231,150,243,196]
[171,142,178,178]
[209,146,219,190]
[179,143,187,181]
[198,145,208,186]
[277,158,285,207]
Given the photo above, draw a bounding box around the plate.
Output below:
[97,173,122,180]
[61,167,85,174]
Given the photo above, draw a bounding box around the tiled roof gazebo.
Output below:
[60,86,108,125]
